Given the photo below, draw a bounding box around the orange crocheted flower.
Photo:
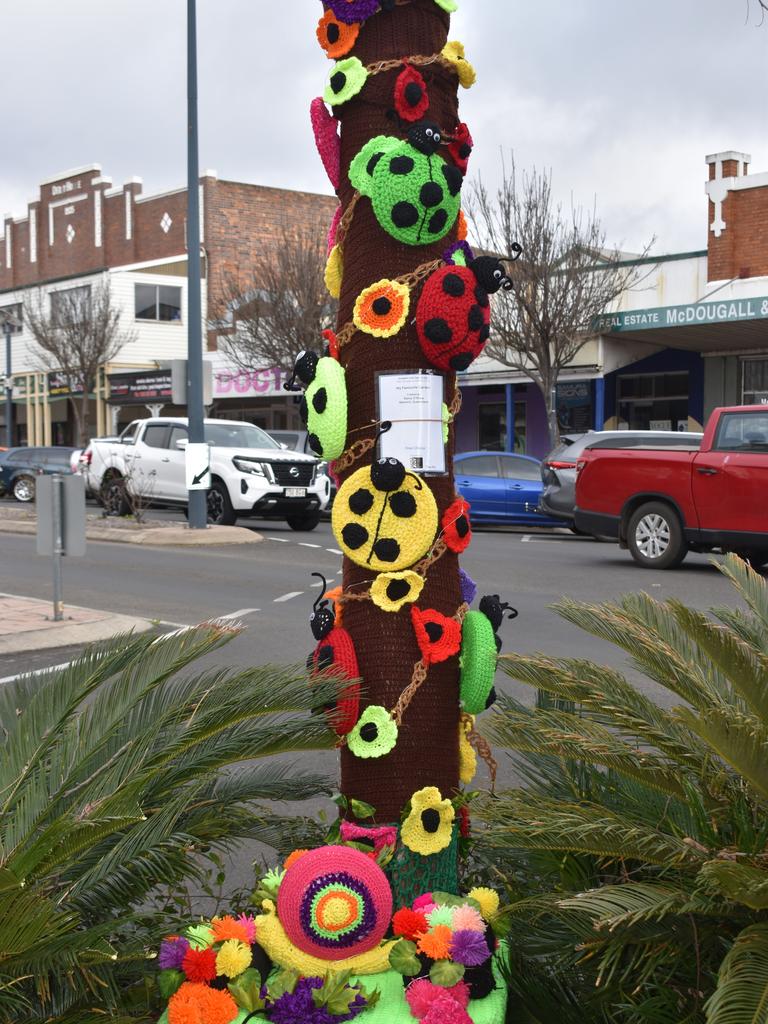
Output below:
[353,279,410,338]
[168,982,239,1024]
[317,9,360,59]
[284,849,310,869]
[210,914,250,944]
[457,209,467,241]
[418,923,453,960]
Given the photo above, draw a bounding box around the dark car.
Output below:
[539,429,705,526]
[0,446,81,502]
[454,451,563,526]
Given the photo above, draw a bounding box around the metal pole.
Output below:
[4,319,12,448]
[51,474,64,621]
[186,0,207,528]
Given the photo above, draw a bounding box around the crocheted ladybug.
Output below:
[479,593,518,654]
[415,256,513,373]
[348,121,463,246]
[284,349,347,460]
[331,458,438,572]
[310,609,361,737]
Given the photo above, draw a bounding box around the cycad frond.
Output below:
[704,923,768,1024]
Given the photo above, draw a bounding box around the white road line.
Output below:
[521,535,531,542]
[327,548,342,555]
[0,659,73,685]
[217,608,260,620]
[273,591,303,603]
[267,536,291,543]
[299,542,321,549]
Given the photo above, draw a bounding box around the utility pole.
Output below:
[2,311,18,448]
[186,0,207,528]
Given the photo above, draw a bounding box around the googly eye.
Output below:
[434,132,441,144]
[425,128,434,138]
[493,268,502,279]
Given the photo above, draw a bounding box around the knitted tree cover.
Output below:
[332,0,462,831]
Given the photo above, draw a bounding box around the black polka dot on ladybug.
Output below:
[390,155,414,175]
[441,162,463,197]
[424,318,453,344]
[367,153,383,176]
[428,209,448,235]
[392,201,419,228]
[450,352,473,371]
[467,305,485,332]
[443,273,466,298]
[317,645,334,671]
[330,71,346,94]
[479,324,490,343]
[459,142,472,159]
[474,285,489,308]
[349,488,374,515]
[342,523,369,549]
[373,538,400,562]
[404,82,423,107]
[299,396,308,423]
[308,433,323,456]
[312,387,328,414]
[420,181,443,207]
[389,491,417,518]
[456,515,469,539]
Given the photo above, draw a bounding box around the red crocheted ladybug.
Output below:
[307,574,360,735]
[415,256,512,373]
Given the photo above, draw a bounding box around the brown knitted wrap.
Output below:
[333,0,462,823]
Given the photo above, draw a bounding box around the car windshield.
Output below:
[203,422,280,449]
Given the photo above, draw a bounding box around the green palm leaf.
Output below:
[705,923,768,1024]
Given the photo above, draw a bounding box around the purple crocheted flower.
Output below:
[443,240,475,266]
[325,0,380,25]
[449,929,490,967]
[157,936,189,970]
[266,976,367,1023]
[459,569,477,605]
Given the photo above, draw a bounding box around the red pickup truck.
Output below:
[574,406,768,569]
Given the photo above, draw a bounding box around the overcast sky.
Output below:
[2,1,766,256]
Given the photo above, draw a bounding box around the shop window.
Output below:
[742,359,768,405]
[479,402,506,451]
[617,371,689,430]
[51,285,91,325]
[135,284,182,322]
[0,303,22,333]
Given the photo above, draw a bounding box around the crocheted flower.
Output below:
[184,923,214,949]
[370,570,424,612]
[451,903,485,933]
[427,904,455,928]
[394,64,430,122]
[284,848,310,869]
[418,923,453,960]
[168,982,239,1024]
[215,938,251,979]
[353,278,410,338]
[411,606,461,665]
[413,892,434,912]
[401,787,455,856]
[325,244,343,299]
[326,0,380,23]
[393,907,429,941]
[180,945,217,983]
[456,208,467,240]
[457,803,471,839]
[310,97,341,190]
[347,705,398,758]
[323,56,368,106]
[448,123,473,175]
[158,936,189,970]
[422,992,474,1024]
[442,498,472,553]
[467,887,500,921]
[433,0,459,11]
[458,715,476,785]
[236,913,257,944]
[211,915,250,944]
[441,41,476,88]
[458,568,477,606]
[449,929,490,967]
[407,978,471,1018]
[316,8,360,59]
[443,239,473,267]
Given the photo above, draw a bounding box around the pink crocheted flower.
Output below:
[406,978,471,1018]
[451,903,485,933]
[412,892,434,912]
[310,97,341,190]
[422,990,474,1023]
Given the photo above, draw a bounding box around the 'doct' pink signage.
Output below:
[213,367,284,399]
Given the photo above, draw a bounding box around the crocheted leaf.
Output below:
[389,938,422,976]
[430,958,465,987]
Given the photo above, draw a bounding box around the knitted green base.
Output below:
[386,825,459,908]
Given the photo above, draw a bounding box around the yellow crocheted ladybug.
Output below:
[331,457,437,572]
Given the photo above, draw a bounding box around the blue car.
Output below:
[454,451,563,527]
[0,446,81,502]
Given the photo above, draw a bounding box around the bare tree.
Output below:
[25,281,135,446]
[211,217,337,372]
[468,157,653,446]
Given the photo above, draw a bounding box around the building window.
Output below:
[742,359,768,405]
[0,303,23,333]
[617,371,689,431]
[135,284,182,322]
[51,285,91,324]
[478,399,527,452]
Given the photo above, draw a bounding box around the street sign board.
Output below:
[185,442,211,490]
[36,475,87,557]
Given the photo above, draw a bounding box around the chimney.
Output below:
[705,150,750,237]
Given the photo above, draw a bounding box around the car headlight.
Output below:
[316,460,329,476]
[232,456,266,476]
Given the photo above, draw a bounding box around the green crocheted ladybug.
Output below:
[349,121,463,246]
[284,350,347,460]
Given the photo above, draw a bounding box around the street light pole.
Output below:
[3,315,13,448]
[186,0,207,528]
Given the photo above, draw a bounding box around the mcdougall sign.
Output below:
[594,296,768,333]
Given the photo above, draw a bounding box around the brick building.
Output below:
[0,163,336,445]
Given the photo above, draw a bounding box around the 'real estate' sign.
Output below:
[107,370,173,404]
[594,296,768,333]
[106,366,286,405]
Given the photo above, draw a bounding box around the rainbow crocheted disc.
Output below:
[277,846,393,961]
[459,610,498,714]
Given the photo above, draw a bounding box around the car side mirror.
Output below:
[121,436,135,445]
[279,442,289,450]
[175,438,188,450]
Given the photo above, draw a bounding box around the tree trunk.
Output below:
[334,2,461,835]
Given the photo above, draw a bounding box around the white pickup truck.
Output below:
[80,416,330,530]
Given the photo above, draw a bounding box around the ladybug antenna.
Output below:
[506,242,523,263]
[373,420,393,446]
[311,572,329,613]
[499,600,519,621]
[404,471,424,490]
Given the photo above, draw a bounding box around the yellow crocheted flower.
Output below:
[325,244,343,299]
[458,715,477,784]
[401,787,455,856]
[441,40,477,88]
[370,571,425,613]
[468,886,500,921]
[215,938,251,978]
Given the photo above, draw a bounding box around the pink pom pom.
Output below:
[406,978,440,1018]
[422,991,474,1024]
[446,980,471,1008]
[310,97,340,190]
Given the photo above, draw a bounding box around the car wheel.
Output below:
[733,549,768,571]
[101,474,130,516]
[206,481,236,526]
[627,502,687,569]
[287,510,320,531]
[12,475,35,502]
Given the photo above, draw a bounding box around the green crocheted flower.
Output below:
[347,705,398,759]
[323,57,368,106]
[434,0,458,10]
